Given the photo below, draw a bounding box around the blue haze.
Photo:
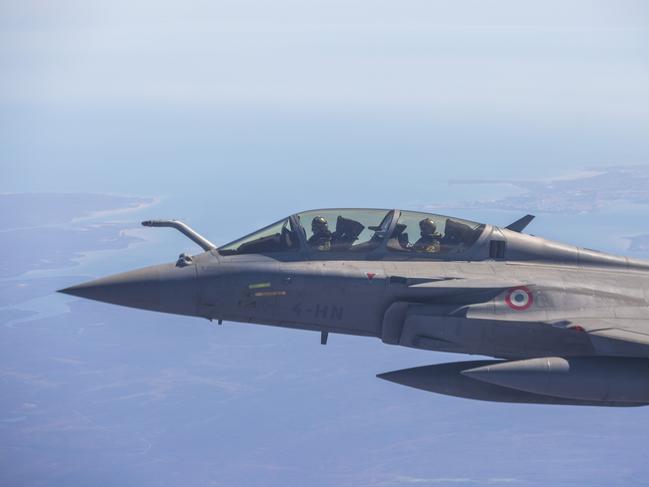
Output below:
[2,1,649,486]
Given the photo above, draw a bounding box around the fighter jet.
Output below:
[60,209,649,407]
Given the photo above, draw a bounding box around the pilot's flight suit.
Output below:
[413,218,442,253]
[308,216,332,251]
[413,234,441,253]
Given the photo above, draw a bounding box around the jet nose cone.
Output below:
[59,262,198,316]
[59,267,162,307]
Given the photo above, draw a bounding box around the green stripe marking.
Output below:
[248,282,271,290]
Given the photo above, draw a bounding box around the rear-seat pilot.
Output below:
[413,218,442,253]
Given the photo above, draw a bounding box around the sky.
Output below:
[2,0,649,206]
[2,1,648,112]
[2,2,649,486]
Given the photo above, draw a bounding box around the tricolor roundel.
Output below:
[505,286,533,311]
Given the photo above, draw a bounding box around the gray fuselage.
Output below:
[61,209,649,406]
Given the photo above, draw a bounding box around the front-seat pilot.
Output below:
[308,216,333,251]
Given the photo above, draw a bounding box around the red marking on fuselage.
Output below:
[366,272,376,280]
[504,286,533,311]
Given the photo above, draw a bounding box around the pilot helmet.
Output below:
[311,216,329,234]
[419,218,437,235]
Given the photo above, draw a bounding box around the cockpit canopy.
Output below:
[297,209,393,253]
[217,209,485,258]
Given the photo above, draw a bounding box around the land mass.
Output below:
[429,165,649,214]
[0,193,155,278]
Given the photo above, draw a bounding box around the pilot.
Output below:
[413,218,442,253]
[308,216,332,251]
